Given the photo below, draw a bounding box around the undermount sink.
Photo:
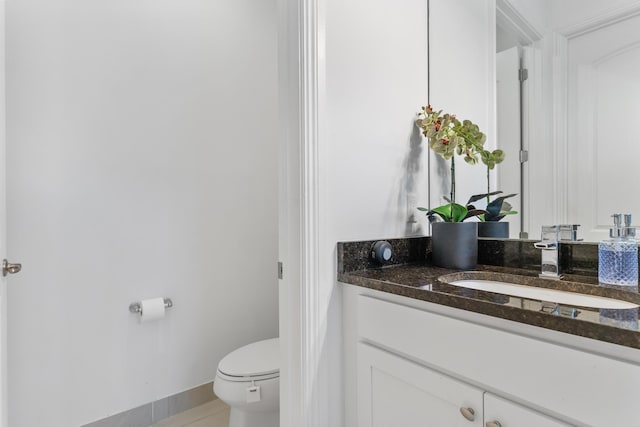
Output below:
[449,279,639,310]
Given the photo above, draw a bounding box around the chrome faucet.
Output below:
[534,225,580,279]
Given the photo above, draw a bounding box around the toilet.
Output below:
[213,338,279,427]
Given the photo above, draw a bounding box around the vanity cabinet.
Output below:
[344,285,640,426]
[484,393,570,427]
[358,342,484,426]
[358,343,569,427]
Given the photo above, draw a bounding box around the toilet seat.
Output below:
[216,370,279,382]
[217,338,279,382]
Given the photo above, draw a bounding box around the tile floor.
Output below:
[151,399,230,427]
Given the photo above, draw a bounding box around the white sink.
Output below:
[450,279,639,310]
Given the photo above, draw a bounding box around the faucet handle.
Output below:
[613,213,623,227]
[540,225,559,243]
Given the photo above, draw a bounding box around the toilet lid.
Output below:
[218,337,279,378]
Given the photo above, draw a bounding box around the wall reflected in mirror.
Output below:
[495,0,640,242]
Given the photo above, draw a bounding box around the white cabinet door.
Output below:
[357,342,484,427]
[484,393,572,427]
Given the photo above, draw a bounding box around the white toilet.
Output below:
[213,338,280,427]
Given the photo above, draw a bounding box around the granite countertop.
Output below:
[338,237,640,350]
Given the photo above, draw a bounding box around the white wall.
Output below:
[322,2,496,424]
[429,0,495,210]
[5,1,278,426]
[324,0,430,240]
[323,0,429,425]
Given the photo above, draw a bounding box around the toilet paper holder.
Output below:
[129,298,173,314]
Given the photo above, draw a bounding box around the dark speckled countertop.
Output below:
[338,237,640,350]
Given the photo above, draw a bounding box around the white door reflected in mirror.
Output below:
[495,0,640,242]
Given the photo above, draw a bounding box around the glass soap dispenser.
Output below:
[598,213,638,287]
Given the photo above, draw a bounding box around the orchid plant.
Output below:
[476,148,518,222]
[415,105,488,222]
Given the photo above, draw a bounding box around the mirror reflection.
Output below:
[496,0,640,242]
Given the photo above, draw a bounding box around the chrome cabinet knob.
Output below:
[3,259,22,277]
[486,422,502,427]
[460,407,475,421]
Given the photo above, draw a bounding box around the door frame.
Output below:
[277,0,325,426]
[496,0,543,237]
[0,1,7,425]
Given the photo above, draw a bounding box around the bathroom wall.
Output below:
[321,1,495,425]
[428,0,495,209]
[5,1,278,426]
[322,1,429,424]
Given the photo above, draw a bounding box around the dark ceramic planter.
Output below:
[478,221,509,238]
[431,222,478,270]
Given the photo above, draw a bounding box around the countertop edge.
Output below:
[338,270,640,351]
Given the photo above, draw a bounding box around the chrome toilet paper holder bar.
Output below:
[129,298,173,314]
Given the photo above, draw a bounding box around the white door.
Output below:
[496,46,522,238]
[357,343,484,427]
[4,7,178,423]
[567,14,640,241]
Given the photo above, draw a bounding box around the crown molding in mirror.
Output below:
[496,0,542,44]
[559,3,640,39]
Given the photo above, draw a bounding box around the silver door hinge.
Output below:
[277,262,283,279]
[519,68,529,82]
[519,150,529,163]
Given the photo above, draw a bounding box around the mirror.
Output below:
[496,0,640,242]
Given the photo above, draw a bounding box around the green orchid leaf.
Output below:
[485,194,518,221]
[427,211,449,222]
[467,191,502,204]
[429,204,453,219]
[465,209,488,220]
[428,203,468,222]
[450,203,469,222]
[427,205,451,222]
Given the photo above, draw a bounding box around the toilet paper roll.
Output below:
[140,297,166,323]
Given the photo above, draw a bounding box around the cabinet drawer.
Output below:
[357,295,640,425]
[484,393,571,427]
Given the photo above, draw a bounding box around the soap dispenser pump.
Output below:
[598,213,638,287]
